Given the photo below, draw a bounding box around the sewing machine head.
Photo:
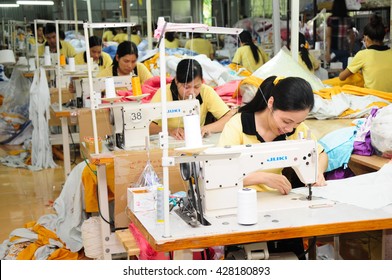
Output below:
[111,98,200,149]
[195,139,318,218]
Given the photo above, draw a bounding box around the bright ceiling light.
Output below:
[16,1,54,5]
[0,4,20,7]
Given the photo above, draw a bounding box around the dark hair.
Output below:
[331,0,349,18]
[239,30,261,64]
[363,14,386,43]
[89,35,102,48]
[239,76,314,113]
[299,33,313,71]
[112,41,138,76]
[175,58,203,83]
[84,36,103,65]
[165,32,176,42]
[44,23,56,35]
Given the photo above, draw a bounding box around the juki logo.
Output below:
[266,156,288,162]
[167,108,181,113]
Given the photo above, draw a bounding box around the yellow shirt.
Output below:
[102,30,114,42]
[38,40,76,58]
[96,62,152,84]
[112,33,128,44]
[150,83,230,128]
[130,34,142,46]
[165,38,180,49]
[219,112,324,192]
[347,46,392,92]
[184,38,214,58]
[74,51,113,73]
[232,45,269,72]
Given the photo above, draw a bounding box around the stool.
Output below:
[115,229,140,259]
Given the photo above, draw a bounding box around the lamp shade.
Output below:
[0,50,16,65]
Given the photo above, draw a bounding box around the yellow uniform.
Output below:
[96,62,152,84]
[38,40,76,58]
[232,45,269,72]
[184,38,214,58]
[219,112,324,192]
[74,51,113,72]
[151,83,230,128]
[112,33,128,44]
[130,34,142,46]
[102,30,114,42]
[347,46,392,92]
[165,38,180,49]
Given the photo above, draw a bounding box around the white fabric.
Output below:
[371,104,392,154]
[292,164,392,209]
[253,47,325,91]
[29,67,57,169]
[53,161,87,252]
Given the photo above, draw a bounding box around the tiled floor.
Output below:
[0,144,81,243]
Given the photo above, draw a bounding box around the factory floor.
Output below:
[0,144,384,260]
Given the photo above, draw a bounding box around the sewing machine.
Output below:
[111,98,200,149]
[74,75,132,106]
[176,138,318,224]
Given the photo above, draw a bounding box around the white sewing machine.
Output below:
[191,139,318,218]
[74,75,133,106]
[111,98,200,149]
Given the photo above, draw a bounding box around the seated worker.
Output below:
[74,36,112,73]
[130,27,142,46]
[112,27,128,44]
[149,58,235,139]
[164,32,180,49]
[38,23,76,58]
[298,32,320,74]
[184,33,214,59]
[232,30,269,73]
[219,76,328,259]
[102,28,115,43]
[27,24,45,45]
[339,14,392,92]
[97,40,152,84]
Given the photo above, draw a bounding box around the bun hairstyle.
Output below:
[364,14,386,43]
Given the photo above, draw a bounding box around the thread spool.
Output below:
[44,54,51,66]
[105,77,116,98]
[237,188,258,225]
[156,184,164,223]
[44,45,50,55]
[81,217,103,259]
[28,58,36,70]
[131,75,142,96]
[0,50,16,65]
[60,54,66,66]
[68,57,75,71]
[315,41,321,51]
[183,114,202,148]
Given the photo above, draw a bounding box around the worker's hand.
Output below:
[169,128,185,140]
[263,173,292,195]
[201,126,210,138]
[313,173,327,187]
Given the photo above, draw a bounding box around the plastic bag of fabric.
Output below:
[371,104,392,158]
[353,108,379,156]
[0,69,31,144]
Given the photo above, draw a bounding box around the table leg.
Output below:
[382,229,392,260]
[60,117,71,178]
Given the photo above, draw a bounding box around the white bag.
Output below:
[371,104,392,158]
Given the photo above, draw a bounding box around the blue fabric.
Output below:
[319,126,357,172]
[102,45,117,60]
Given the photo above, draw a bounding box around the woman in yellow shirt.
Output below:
[112,27,128,44]
[232,30,269,72]
[97,41,152,84]
[164,32,180,48]
[74,36,112,73]
[149,58,234,139]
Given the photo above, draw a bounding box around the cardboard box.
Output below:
[127,187,155,212]
[77,108,113,145]
[114,149,186,228]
